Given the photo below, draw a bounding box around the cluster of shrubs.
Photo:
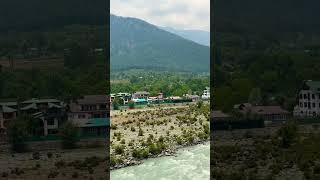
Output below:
[114,145,125,155]
[110,156,124,167]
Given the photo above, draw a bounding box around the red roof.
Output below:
[250,106,289,115]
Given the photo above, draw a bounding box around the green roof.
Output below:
[82,118,110,127]
[133,99,147,103]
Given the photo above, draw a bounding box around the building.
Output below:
[70,118,109,137]
[22,98,66,136]
[0,98,66,136]
[294,80,320,117]
[132,91,149,100]
[110,93,131,105]
[201,87,210,100]
[68,95,109,137]
[233,103,253,112]
[115,93,131,104]
[211,110,231,121]
[148,93,164,103]
[132,98,148,105]
[0,102,17,134]
[185,94,200,102]
[250,106,290,122]
[68,95,109,122]
[234,103,289,122]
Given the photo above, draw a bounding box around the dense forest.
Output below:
[214,0,320,112]
[111,70,209,96]
[0,25,108,100]
[0,0,108,101]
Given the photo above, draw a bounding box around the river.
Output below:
[110,142,210,180]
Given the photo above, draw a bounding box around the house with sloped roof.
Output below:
[294,80,320,117]
[211,110,231,121]
[234,102,290,122]
[132,91,149,100]
[0,98,66,136]
[21,98,66,136]
[70,118,109,137]
[0,102,17,134]
[68,95,109,123]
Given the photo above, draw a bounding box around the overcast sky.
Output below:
[110,0,210,32]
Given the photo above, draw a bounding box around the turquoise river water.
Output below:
[110,142,210,180]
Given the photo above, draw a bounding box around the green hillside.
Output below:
[111,15,210,72]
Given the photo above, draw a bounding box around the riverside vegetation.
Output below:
[212,121,320,179]
[110,101,210,169]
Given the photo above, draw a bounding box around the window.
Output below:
[100,104,106,110]
[304,94,307,99]
[47,119,55,125]
[300,102,303,107]
[78,114,86,119]
[3,113,14,119]
[304,102,308,107]
[312,94,315,99]
[313,103,316,108]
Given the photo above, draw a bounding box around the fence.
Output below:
[26,134,107,142]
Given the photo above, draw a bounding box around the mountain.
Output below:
[110,15,210,72]
[215,0,320,34]
[161,27,209,46]
[0,0,106,31]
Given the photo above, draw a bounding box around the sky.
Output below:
[110,0,210,32]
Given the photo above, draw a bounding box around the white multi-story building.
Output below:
[201,87,210,100]
[294,80,320,117]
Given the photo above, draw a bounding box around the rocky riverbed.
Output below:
[110,102,210,170]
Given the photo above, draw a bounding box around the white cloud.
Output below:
[110,0,210,31]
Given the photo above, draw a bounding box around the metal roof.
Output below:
[82,118,110,127]
[21,103,38,110]
[2,105,17,113]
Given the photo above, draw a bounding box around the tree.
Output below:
[248,88,262,105]
[112,97,122,110]
[7,116,30,152]
[64,43,92,68]
[128,100,135,109]
[277,121,298,148]
[59,121,79,149]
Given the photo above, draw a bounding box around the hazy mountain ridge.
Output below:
[110,14,210,72]
[161,27,209,46]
